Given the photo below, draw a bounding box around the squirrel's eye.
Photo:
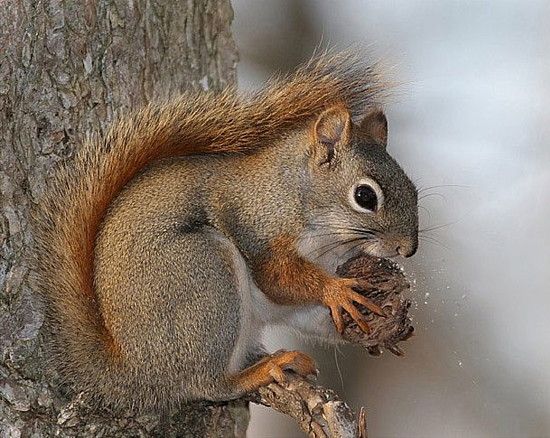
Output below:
[354,185,378,212]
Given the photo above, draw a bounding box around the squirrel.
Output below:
[33,51,418,413]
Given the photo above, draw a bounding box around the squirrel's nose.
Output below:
[397,238,417,258]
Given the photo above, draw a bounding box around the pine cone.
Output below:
[337,255,414,356]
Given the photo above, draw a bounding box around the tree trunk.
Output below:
[0,1,242,436]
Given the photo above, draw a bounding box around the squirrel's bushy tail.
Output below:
[33,50,385,405]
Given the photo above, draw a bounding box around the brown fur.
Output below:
[254,234,331,305]
[32,50,388,410]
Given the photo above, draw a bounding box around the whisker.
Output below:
[303,222,380,260]
[306,230,364,239]
[419,222,455,233]
[418,205,432,220]
[308,222,380,237]
[340,238,370,259]
[345,226,379,236]
[315,236,369,260]
[419,236,450,250]
[419,192,447,202]
[303,236,360,258]
[419,232,448,246]
[417,184,470,194]
[309,237,358,260]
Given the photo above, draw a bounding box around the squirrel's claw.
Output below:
[268,364,287,384]
[342,300,372,333]
[232,350,317,392]
[267,350,318,384]
[329,303,346,334]
[324,278,385,334]
[348,283,386,317]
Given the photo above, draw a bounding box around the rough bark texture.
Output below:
[0,1,239,436]
[249,375,363,438]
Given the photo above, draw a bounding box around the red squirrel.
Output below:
[33,51,418,412]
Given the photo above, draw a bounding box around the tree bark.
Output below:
[0,1,240,436]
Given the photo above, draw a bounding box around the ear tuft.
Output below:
[360,109,388,147]
[313,105,351,164]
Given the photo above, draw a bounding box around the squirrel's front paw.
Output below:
[323,278,386,334]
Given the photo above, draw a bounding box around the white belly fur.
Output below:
[219,229,351,372]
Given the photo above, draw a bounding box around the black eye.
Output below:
[354,185,378,211]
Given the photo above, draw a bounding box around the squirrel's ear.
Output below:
[359,109,388,148]
[312,105,351,165]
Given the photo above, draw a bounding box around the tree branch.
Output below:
[249,375,362,438]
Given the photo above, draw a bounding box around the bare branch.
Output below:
[248,375,358,438]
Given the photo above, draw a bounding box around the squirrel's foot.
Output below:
[323,278,385,334]
[266,350,319,384]
[231,350,318,392]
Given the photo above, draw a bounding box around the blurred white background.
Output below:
[232,1,550,437]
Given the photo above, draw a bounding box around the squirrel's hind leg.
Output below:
[201,231,318,400]
[98,225,258,406]
[146,227,309,402]
[101,222,316,404]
